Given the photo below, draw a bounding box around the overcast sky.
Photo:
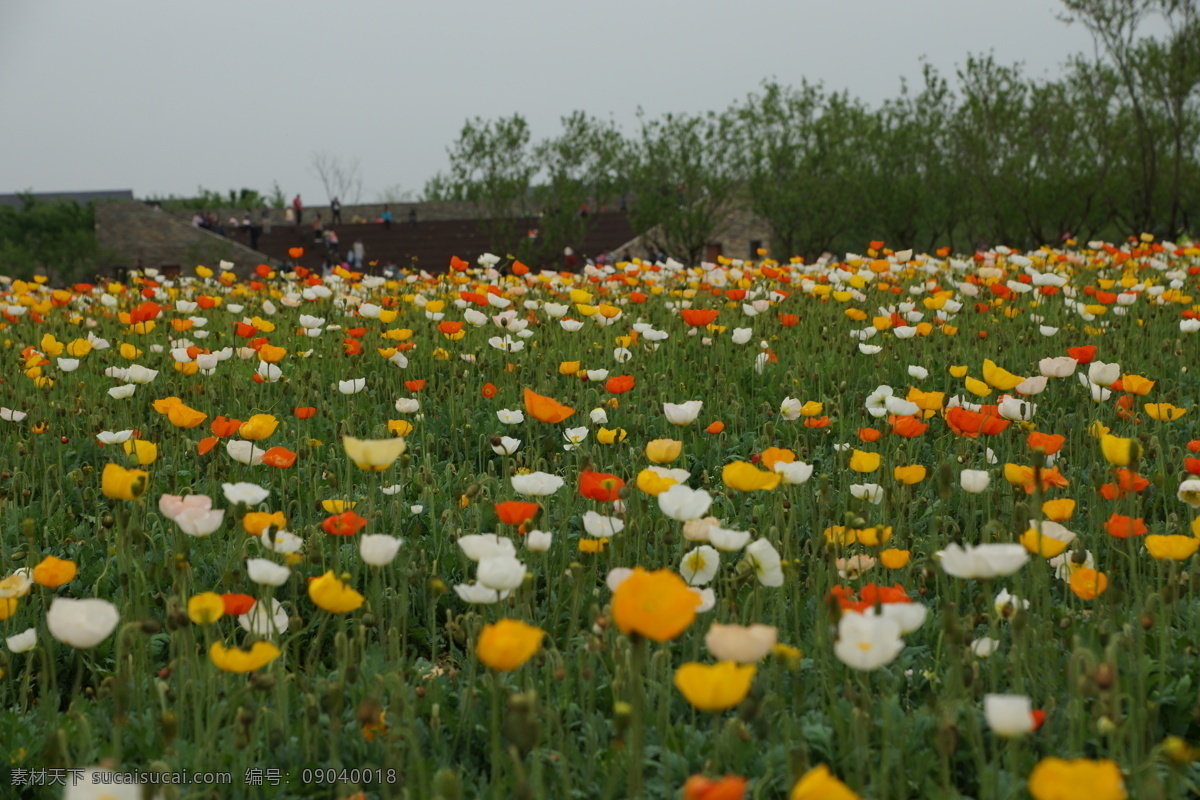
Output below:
[0,0,1156,203]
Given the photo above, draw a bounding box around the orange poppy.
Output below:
[197,436,218,455]
[705,421,725,434]
[294,407,317,419]
[481,382,498,399]
[889,415,929,438]
[1187,440,1200,453]
[512,261,530,275]
[288,247,304,260]
[579,470,625,502]
[1028,432,1065,455]
[405,380,427,392]
[1185,457,1200,476]
[234,322,259,338]
[605,375,635,394]
[1104,514,1147,538]
[858,428,882,443]
[343,338,363,355]
[680,308,719,327]
[438,321,465,336]
[945,406,1011,438]
[323,511,368,536]
[682,775,747,800]
[494,501,540,526]
[262,446,297,468]
[611,568,700,641]
[523,387,575,424]
[211,416,244,438]
[803,416,831,428]
[222,593,256,615]
[778,314,799,327]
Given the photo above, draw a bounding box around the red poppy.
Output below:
[494,501,540,526]
[438,321,464,336]
[323,511,368,536]
[222,593,256,615]
[345,327,367,339]
[481,382,498,399]
[129,301,162,324]
[512,261,530,276]
[343,338,363,355]
[680,308,719,327]
[1187,440,1200,453]
[1185,457,1200,476]
[294,407,317,419]
[262,446,297,469]
[197,436,218,455]
[288,247,304,260]
[255,264,272,278]
[459,292,488,305]
[1104,513,1148,538]
[196,295,217,310]
[629,292,648,303]
[234,322,259,338]
[405,380,427,392]
[579,470,625,502]
[803,416,831,428]
[449,256,470,272]
[1067,345,1097,364]
[778,314,800,327]
[605,375,635,394]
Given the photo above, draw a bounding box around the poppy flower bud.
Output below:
[252,673,276,691]
[1094,663,1116,689]
[433,768,462,800]
[166,609,188,631]
[139,618,161,635]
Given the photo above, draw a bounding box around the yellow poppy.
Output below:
[645,439,683,464]
[308,571,364,613]
[673,662,756,711]
[209,641,281,673]
[1026,758,1126,800]
[343,436,406,471]
[722,461,782,491]
[611,567,699,641]
[849,450,881,473]
[101,463,149,500]
[475,619,544,671]
[187,592,225,625]
[31,556,76,588]
[239,414,280,441]
[1100,434,1141,466]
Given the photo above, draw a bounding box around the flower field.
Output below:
[3,239,1200,800]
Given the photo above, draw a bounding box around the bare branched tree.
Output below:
[310,151,364,204]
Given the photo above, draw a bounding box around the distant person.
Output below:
[564,247,577,270]
[353,239,365,268]
[381,205,393,230]
[326,228,339,258]
[408,207,417,228]
[312,212,324,243]
[261,205,272,234]
[331,197,342,225]
[191,213,204,228]
[284,207,295,227]
[293,194,303,226]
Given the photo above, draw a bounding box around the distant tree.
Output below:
[0,195,106,282]
[374,184,417,204]
[310,151,364,205]
[731,82,870,258]
[531,111,628,262]
[625,110,740,265]
[439,114,539,258]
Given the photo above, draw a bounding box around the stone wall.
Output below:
[95,201,280,275]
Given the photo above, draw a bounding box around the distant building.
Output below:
[0,190,134,208]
